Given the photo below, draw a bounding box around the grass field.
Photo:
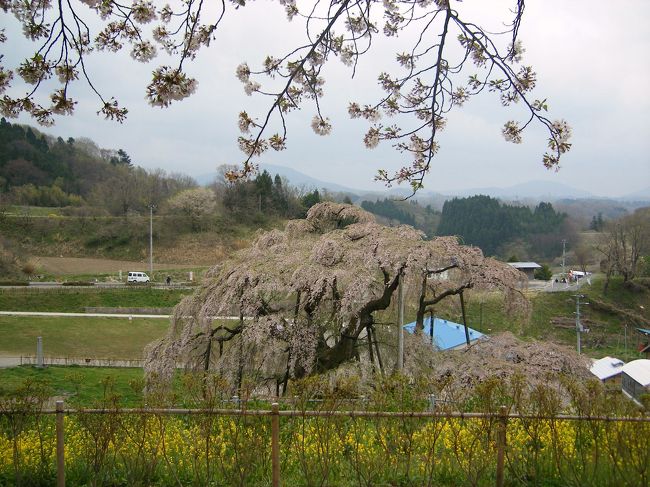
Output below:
[0,365,145,406]
[0,316,168,359]
[0,287,191,312]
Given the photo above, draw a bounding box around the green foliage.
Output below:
[361,198,416,226]
[301,188,321,211]
[534,263,553,280]
[437,195,566,257]
[7,182,85,207]
[640,256,650,278]
[0,118,196,216]
[218,169,311,223]
[0,287,191,312]
[361,198,440,236]
[0,366,144,406]
[589,212,604,231]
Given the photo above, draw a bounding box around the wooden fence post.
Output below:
[56,400,65,487]
[271,402,280,487]
[496,405,507,487]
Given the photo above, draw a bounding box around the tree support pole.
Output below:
[459,291,470,346]
[397,272,404,372]
[367,326,375,373]
[372,327,385,376]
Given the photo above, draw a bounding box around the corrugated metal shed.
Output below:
[403,317,485,351]
[622,359,650,387]
[589,356,624,381]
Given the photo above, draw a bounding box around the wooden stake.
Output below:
[56,400,65,487]
[496,405,508,487]
[271,402,280,487]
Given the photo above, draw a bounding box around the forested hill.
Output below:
[437,195,567,258]
[0,118,195,210]
[360,198,440,237]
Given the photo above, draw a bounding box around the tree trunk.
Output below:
[315,271,401,372]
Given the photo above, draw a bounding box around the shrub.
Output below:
[534,264,553,281]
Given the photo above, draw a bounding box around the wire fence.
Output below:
[1,401,648,487]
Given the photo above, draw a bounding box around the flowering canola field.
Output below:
[1,412,648,486]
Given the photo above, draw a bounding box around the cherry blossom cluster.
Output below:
[2,0,571,192]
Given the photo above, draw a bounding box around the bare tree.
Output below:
[598,208,650,292]
[573,243,593,274]
[1,1,571,193]
[144,203,526,392]
[89,164,137,217]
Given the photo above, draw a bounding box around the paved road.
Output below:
[526,277,591,293]
[0,357,20,368]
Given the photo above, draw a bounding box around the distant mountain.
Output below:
[618,187,650,201]
[448,180,594,200]
[196,163,360,194]
[197,164,648,205]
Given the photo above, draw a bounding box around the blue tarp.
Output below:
[636,328,650,336]
[403,316,485,350]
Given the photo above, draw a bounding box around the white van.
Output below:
[127,271,150,283]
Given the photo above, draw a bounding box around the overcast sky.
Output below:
[4,0,650,197]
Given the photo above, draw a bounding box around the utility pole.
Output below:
[149,204,155,276]
[574,294,588,354]
[397,271,404,372]
[561,239,567,278]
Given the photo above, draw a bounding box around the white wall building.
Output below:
[621,359,650,405]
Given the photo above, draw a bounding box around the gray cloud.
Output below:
[5,0,649,197]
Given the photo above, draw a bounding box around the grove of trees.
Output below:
[436,195,567,258]
[0,118,195,213]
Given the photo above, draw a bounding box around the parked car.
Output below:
[127,271,150,283]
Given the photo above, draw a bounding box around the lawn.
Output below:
[0,365,145,406]
[0,287,191,312]
[0,316,168,359]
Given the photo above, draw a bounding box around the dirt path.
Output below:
[33,256,197,275]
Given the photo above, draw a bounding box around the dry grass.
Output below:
[33,256,193,276]
[153,234,229,266]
